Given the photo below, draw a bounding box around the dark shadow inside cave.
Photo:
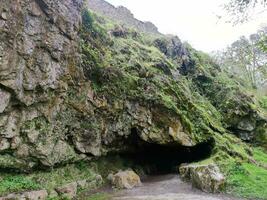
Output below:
[114,128,215,175]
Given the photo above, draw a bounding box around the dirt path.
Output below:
[110,174,244,200]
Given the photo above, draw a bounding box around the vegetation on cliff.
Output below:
[78,9,267,199]
[0,0,266,199]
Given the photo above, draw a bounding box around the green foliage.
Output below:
[0,176,41,195]
[29,162,96,191]
[81,10,108,40]
[259,96,267,110]
[214,28,267,91]
[258,35,267,52]
[226,163,267,199]
[253,148,267,165]
[82,9,94,31]
[0,162,97,196]
[80,9,111,81]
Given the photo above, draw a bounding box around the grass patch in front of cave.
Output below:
[226,148,267,200]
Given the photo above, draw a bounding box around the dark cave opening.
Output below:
[117,128,215,175]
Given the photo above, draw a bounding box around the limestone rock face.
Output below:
[179,164,225,193]
[0,0,202,170]
[0,0,83,169]
[87,0,159,34]
[109,170,142,189]
[0,89,11,113]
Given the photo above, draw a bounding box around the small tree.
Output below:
[224,0,267,24]
[214,27,267,89]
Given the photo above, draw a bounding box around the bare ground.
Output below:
[110,174,244,200]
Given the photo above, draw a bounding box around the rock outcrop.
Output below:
[179,164,225,193]
[87,0,159,34]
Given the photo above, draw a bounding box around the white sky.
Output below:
[105,0,267,53]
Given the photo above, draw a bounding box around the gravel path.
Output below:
[111,174,244,200]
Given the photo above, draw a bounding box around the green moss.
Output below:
[22,117,50,133]
[31,163,95,191]
[79,10,234,147]
[0,154,29,170]
[78,11,267,199]
[222,147,267,199]
[226,163,267,199]
[253,148,267,165]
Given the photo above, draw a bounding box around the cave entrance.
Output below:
[118,128,214,175]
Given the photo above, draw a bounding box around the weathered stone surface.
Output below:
[55,182,77,199]
[23,190,48,200]
[77,179,88,189]
[179,164,225,193]
[0,138,10,151]
[238,119,255,132]
[0,111,20,138]
[0,0,83,169]
[87,0,159,34]
[0,190,48,200]
[0,89,11,113]
[109,170,142,189]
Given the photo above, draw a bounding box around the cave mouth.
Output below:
[115,128,215,175]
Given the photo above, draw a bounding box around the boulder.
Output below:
[23,190,48,200]
[76,179,88,189]
[179,163,225,193]
[109,170,142,189]
[55,182,77,199]
[48,190,58,198]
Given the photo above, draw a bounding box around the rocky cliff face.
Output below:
[0,0,266,172]
[87,0,159,34]
[0,0,83,169]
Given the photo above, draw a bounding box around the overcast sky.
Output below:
[105,0,267,52]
